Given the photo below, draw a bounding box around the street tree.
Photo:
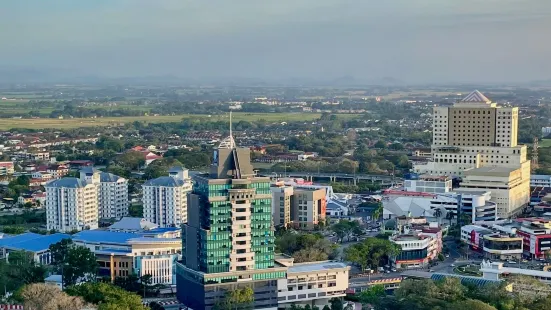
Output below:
[213,286,254,310]
[49,239,98,286]
[343,238,401,271]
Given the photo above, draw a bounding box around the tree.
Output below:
[19,283,87,310]
[143,158,182,179]
[358,284,386,305]
[450,299,497,310]
[329,297,344,310]
[343,238,401,271]
[66,282,148,310]
[49,239,98,287]
[331,220,361,243]
[374,140,386,149]
[433,208,442,219]
[6,250,47,285]
[214,286,254,310]
[115,151,146,171]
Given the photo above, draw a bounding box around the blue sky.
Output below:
[1,0,550,83]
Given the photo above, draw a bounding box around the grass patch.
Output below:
[453,264,482,276]
[0,112,359,130]
[539,139,551,148]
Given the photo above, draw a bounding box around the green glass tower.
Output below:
[176,133,286,310]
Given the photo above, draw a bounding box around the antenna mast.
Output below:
[230,111,234,148]
[532,136,539,171]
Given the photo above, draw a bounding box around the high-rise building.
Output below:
[45,177,99,232]
[142,166,192,227]
[291,188,327,230]
[96,171,129,219]
[414,90,530,217]
[271,185,293,228]
[176,134,286,310]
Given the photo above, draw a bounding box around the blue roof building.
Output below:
[0,232,71,265]
[72,230,182,286]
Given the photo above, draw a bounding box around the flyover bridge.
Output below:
[270,172,402,186]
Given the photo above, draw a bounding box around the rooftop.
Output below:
[0,233,71,252]
[392,234,428,242]
[143,176,186,187]
[462,224,493,234]
[288,261,349,274]
[460,90,491,103]
[80,166,99,174]
[464,166,517,176]
[46,178,87,188]
[100,172,124,182]
[73,230,141,244]
[108,217,158,231]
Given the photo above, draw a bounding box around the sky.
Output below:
[1,0,551,84]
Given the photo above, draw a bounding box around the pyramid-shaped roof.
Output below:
[461,90,491,103]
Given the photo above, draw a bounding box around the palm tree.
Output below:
[433,208,442,224]
[445,212,455,226]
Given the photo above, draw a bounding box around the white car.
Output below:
[451,264,456,267]
[445,254,450,258]
[507,260,517,264]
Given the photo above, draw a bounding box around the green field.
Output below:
[0,112,359,130]
[539,139,551,148]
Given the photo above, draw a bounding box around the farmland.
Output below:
[0,112,359,130]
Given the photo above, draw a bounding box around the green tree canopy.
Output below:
[66,282,148,310]
[143,157,183,179]
[49,239,98,287]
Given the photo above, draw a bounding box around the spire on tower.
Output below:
[218,111,236,149]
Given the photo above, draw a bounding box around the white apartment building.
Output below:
[142,166,192,227]
[45,177,99,232]
[98,172,129,219]
[414,90,530,217]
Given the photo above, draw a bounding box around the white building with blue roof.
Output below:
[72,230,182,285]
[0,232,71,264]
[142,166,192,227]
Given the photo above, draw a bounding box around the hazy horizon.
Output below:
[2,0,551,84]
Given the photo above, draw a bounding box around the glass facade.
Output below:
[396,248,428,261]
[191,178,276,274]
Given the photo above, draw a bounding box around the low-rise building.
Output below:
[73,230,182,285]
[481,260,551,286]
[515,218,551,259]
[0,162,14,176]
[0,232,70,264]
[482,233,523,260]
[382,190,498,223]
[531,175,551,188]
[276,260,350,308]
[390,230,442,269]
[404,175,452,193]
